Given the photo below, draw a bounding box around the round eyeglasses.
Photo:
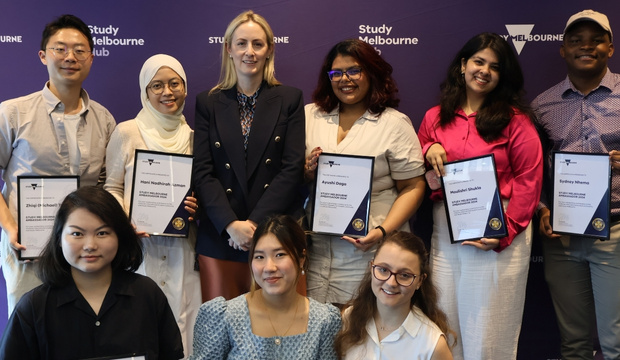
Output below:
[327,67,362,82]
[371,262,417,287]
[47,46,92,61]
[147,79,185,95]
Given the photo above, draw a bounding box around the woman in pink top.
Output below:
[417,32,542,360]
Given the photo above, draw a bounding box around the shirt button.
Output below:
[265,158,272,165]
[215,141,221,148]
[95,321,101,326]
[274,136,281,142]
[264,184,269,189]
[160,281,166,286]
[225,163,231,169]
[226,189,233,194]
[162,255,167,261]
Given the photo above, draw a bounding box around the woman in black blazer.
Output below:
[193,10,305,301]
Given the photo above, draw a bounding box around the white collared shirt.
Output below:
[344,307,444,360]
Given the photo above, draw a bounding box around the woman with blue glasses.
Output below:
[304,39,426,307]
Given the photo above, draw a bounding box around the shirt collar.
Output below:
[366,308,422,344]
[455,107,476,119]
[54,271,136,308]
[42,81,91,119]
[562,67,613,96]
[326,105,378,122]
[237,85,262,105]
[401,307,424,337]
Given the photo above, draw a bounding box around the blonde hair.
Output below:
[210,10,281,94]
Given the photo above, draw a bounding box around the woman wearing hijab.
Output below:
[105,54,201,356]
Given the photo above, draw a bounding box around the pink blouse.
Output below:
[418,105,543,252]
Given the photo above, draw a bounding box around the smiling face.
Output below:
[61,207,118,278]
[460,47,500,102]
[330,54,370,109]
[561,21,614,78]
[251,233,301,297]
[227,21,272,84]
[371,242,423,311]
[39,28,93,91]
[147,66,186,115]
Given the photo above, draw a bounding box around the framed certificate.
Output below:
[17,176,79,260]
[310,153,374,237]
[551,151,611,239]
[440,154,507,243]
[129,150,193,237]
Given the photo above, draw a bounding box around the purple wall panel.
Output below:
[1,1,618,358]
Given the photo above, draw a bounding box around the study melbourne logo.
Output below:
[502,24,563,55]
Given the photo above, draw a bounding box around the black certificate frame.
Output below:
[440,154,507,243]
[129,149,194,238]
[17,175,80,260]
[310,152,374,238]
[550,151,611,240]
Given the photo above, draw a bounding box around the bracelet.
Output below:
[375,225,386,239]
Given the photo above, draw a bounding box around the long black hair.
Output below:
[439,32,534,142]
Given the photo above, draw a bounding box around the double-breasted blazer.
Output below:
[193,84,305,262]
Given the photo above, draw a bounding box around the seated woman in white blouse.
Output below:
[335,231,454,360]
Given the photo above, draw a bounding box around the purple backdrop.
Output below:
[1,1,619,358]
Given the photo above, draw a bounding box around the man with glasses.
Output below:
[533,9,620,359]
[0,14,115,314]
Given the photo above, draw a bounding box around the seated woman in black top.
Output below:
[0,186,183,360]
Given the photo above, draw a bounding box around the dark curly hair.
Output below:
[312,39,399,115]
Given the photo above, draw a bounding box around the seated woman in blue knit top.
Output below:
[190,215,341,359]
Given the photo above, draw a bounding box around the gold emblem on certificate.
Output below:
[172,217,186,230]
[489,218,502,231]
[440,154,507,243]
[130,149,193,237]
[352,218,365,231]
[551,152,611,239]
[311,153,374,237]
[592,218,605,232]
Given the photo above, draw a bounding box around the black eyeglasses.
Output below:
[371,262,417,287]
[327,67,362,82]
[147,79,184,95]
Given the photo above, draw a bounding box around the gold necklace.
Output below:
[375,315,401,334]
[262,294,300,346]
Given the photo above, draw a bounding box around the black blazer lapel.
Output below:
[214,89,248,195]
[246,88,281,178]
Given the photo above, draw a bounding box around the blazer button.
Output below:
[265,158,272,165]
[215,141,221,148]
[225,163,231,169]
[226,189,232,194]
[274,136,281,142]
[264,184,270,189]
